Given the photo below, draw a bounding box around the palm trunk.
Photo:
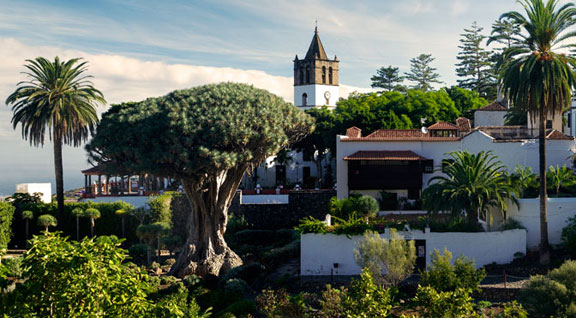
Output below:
[53,136,65,219]
[90,218,95,238]
[170,173,244,277]
[539,110,550,264]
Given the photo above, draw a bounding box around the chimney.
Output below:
[346,126,362,138]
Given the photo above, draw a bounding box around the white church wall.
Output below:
[474,111,506,127]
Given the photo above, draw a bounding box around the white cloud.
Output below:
[0,37,370,137]
[452,0,470,17]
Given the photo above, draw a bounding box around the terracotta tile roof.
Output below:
[547,130,574,140]
[343,128,460,142]
[366,129,423,138]
[476,101,507,112]
[428,122,459,130]
[344,150,430,161]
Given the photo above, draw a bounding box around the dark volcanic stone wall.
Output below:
[172,190,335,230]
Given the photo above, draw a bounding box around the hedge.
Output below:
[9,201,140,248]
[0,202,15,252]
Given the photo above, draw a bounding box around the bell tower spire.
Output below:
[293,25,339,110]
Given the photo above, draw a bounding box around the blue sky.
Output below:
[0,0,563,196]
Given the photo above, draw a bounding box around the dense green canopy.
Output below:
[87,82,312,180]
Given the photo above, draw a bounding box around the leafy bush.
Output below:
[129,243,148,260]
[340,268,392,317]
[428,217,484,232]
[37,214,57,232]
[148,192,180,225]
[219,299,256,317]
[2,256,23,278]
[354,229,416,287]
[413,286,477,318]
[219,262,265,286]
[498,301,528,318]
[295,216,328,234]
[224,278,252,296]
[519,260,576,318]
[420,248,485,292]
[0,202,15,253]
[356,195,379,220]
[263,239,300,265]
[1,233,209,317]
[501,218,525,231]
[562,216,576,258]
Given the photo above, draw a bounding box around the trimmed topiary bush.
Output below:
[37,214,57,232]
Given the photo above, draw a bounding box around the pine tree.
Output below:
[404,54,442,92]
[370,66,405,92]
[455,22,497,100]
[488,17,523,71]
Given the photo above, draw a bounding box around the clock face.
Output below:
[324,91,331,99]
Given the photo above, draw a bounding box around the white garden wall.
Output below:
[301,229,526,276]
[506,197,576,250]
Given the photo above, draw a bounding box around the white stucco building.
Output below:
[336,119,576,200]
[15,183,52,203]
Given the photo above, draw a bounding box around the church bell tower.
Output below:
[294,27,339,110]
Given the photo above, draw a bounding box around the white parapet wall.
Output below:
[301,229,527,276]
[15,183,52,203]
[506,197,576,250]
[241,194,289,204]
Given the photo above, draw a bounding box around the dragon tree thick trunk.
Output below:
[53,136,65,218]
[170,173,244,277]
[538,109,550,264]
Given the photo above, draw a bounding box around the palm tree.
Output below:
[71,207,84,241]
[422,151,518,227]
[37,214,57,233]
[510,165,538,198]
[547,165,576,196]
[84,208,101,237]
[22,210,34,240]
[499,0,576,263]
[5,57,105,217]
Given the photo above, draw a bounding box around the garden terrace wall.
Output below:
[173,190,335,230]
[300,229,526,276]
[504,197,576,250]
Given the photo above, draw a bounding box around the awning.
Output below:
[343,150,429,161]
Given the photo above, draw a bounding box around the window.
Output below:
[322,66,326,83]
[306,65,311,84]
[299,67,304,84]
[441,159,455,173]
[302,93,308,106]
[546,120,552,129]
[422,160,434,173]
[329,67,333,84]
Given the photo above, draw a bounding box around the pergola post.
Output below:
[128,176,132,193]
[97,175,102,195]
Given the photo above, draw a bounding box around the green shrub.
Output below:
[428,217,484,232]
[219,299,256,317]
[295,217,328,234]
[227,213,248,235]
[37,214,57,232]
[329,194,362,219]
[129,243,148,260]
[519,260,576,318]
[2,256,23,278]
[0,202,15,253]
[256,289,314,318]
[220,262,265,286]
[498,301,528,318]
[413,286,476,318]
[354,229,416,287]
[501,218,525,231]
[420,248,485,292]
[341,268,392,317]
[562,216,576,258]
[263,239,300,265]
[147,192,179,225]
[356,195,379,220]
[224,278,252,296]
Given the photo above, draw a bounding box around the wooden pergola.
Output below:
[81,165,174,197]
